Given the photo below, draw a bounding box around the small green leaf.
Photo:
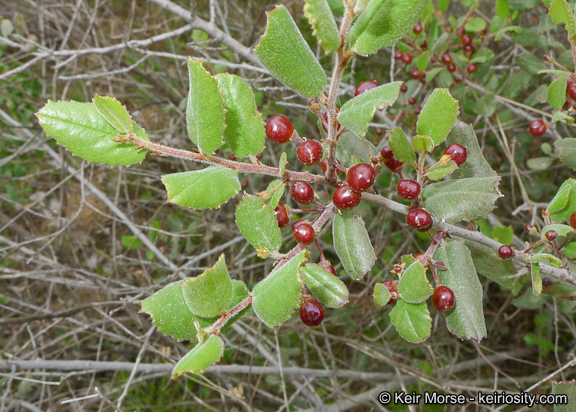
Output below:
[263,179,285,209]
[279,152,289,176]
[252,251,307,327]
[446,121,497,179]
[464,17,487,32]
[181,254,233,318]
[555,139,576,170]
[551,111,575,125]
[348,0,428,56]
[215,74,266,158]
[531,254,563,296]
[389,127,416,165]
[373,283,392,306]
[552,381,576,412]
[186,59,225,154]
[547,179,576,223]
[496,0,509,18]
[92,95,133,134]
[515,54,547,75]
[549,0,574,36]
[326,0,344,14]
[398,261,433,304]
[430,33,448,54]
[425,68,444,83]
[412,135,435,152]
[492,225,514,245]
[254,5,326,98]
[172,335,224,378]
[464,241,518,290]
[36,101,148,167]
[417,89,459,147]
[474,93,497,117]
[300,263,349,308]
[333,211,377,280]
[161,166,241,210]
[304,0,341,52]
[338,82,402,137]
[421,177,502,222]
[335,131,379,167]
[121,235,142,250]
[426,161,458,181]
[390,300,431,343]
[434,240,487,341]
[235,194,282,254]
[1,19,14,37]
[548,77,568,110]
[140,281,217,342]
[416,50,429,72]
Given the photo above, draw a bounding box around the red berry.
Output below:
[498,245,513,260]
[347,163,376,192]
[413,107,422,115]
[320,159,328,173]
[464,44,476,55]
[322,112,342,133]
[397,179,421,200]
[408,97,416,105]
[410,68,421,79]
[570,213,576,229]
[432,286,455,312]
[229,153,237,161]
[297,140,323,165]
[545,230,557,242]
[419,75,426,84]
[309,98,321,113]
[381,280,399,304]
[376,128,384,136]
[413,23,423,34]
[384,157,404,173]
[256,153,263,160]
[322,263,337,275]
[441,54,452,65]
[447,63,456,72]
[568,85,576,100]
[299,299,324,326]
[406,208,433,232]
[444,143,467,166]
[274,203,290,228]
[290,182,315,205]
[381,146,394,160]
[355,80,379,97]
[400,84,408,93]
[402,53,413,64]
[333,185,361,210]
[529,120,547,137]
[525,224,534,233]
[431,57,437,63]
[461,34,472,45]
[265,115,294,143]
[467,63,478,74]
[568,77,576,88]
[394,51,404,60]
[292,220,315,244]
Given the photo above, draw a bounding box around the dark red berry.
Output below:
[290,181,315,205]
[461,34,472,45]
[570,213,576,229]
[464,44,476,55]
[447,63,456,72]
[242,180,249,188]
[355,80,379,97]
[320,159,328,173]
[498,245,513,260]
[441,54,452,65]
[299,299,324,326]
[322,263,337,275]
[406,208,433,232]
[413,23,423,34]
[376,128,384,136]
[413,107,422,115]
[431,57,437,63]
[525,224,534,233]
[402,53,413,64]
[529,120,547,137]
[265,115,294,143]
[400,84,408,93]
[432,286,455,312]
[256,153,263,160]
[381,280,399,305]
[410,68,421,79]
[397,179,421,200]
[333,185,361,209]
[421,40,427,49]
[408,97,416,105]
[347,163,376,192]
[381,146,394,160]
[394,51,404,60]
[419,75,426,84]
[568,77,576,88]
[292,220,315,244]
[322,112,342,133]
[543,54,551,62]
[568,85,576,100]
[229,153,237,161]
[545,230,557,241]
[384,157,404,173]
[444,143,467,166]
[297,140,323,165]
[467,63,478,74]
[274,203,290,228]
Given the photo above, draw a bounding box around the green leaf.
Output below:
[389,127,416,165]
[390,300,431,343]
[541,224,574,240]
[551,111,574,125]
[538,69,572,77]
[186,59,225,154]
[430,33,448,54]
[416,50,429,72]
[464,241,518,290]
[492,225,514,245]
[36,101,148,167]
[121,235,142,250]
[327,0,344,14]
[496,0,509,18]
[549,0,575,36]
[434,240,487,341]
[464,17,487,32]
[348,0,428,56]
[416,89,459,147]
[215,74,265,158]
[161,166,241,210]
[279,152,288,176]
[333,210,377,280]
[398,261,433,304]
[425,68,444,83]
[172,335,224,378]
[181,254,233,318]
[235,194,282,254]
[335,131,379,167]
[338,82,402,137]
[446,121,497,179]
[527,156,554,171]
[300,263,349,308]
[1,19,14,37]
[474,93,497,117]
[547,179,576,223]
[92,95,133,134]
[421,177,502,222]
[252,251,307,327]
[263,179,285,209]
[373,283,392,306]
[426,161,458,181]
[304,0,341,52]
[254,5,327,98]
[552,381,576,412]
[555,139,576,170]
[515,54,546,75]
[548,77,568,110]
[531,254,563,296]
[412,135,434,153]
